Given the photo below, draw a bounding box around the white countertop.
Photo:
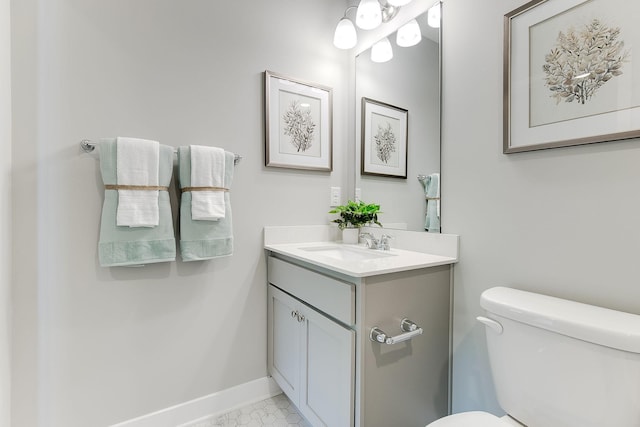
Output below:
[264,241,457,277]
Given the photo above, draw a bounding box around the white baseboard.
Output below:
[110,377,282,427]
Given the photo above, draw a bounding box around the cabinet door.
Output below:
[299,306,355,427]
[268,285,301,404]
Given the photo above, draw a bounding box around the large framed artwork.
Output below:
[504,0,640,153]
[361,97,408,178]
[265,70,333,171]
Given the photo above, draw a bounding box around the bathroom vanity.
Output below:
[265,226,458,427]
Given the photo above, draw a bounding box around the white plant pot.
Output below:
[342,228,360,244]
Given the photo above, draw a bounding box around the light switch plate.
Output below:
[330,187,341,207]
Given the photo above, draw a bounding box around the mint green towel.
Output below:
[98,138,176,267]
[424,173,440,233]
[178,147,234,261]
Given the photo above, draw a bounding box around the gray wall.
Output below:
[442,0,640,414]
[1,0,11,425]
[10,1,348,426]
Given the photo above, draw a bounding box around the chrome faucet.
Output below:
[359,232,393,250]
[359,232,378,249]
[378,234,393,251]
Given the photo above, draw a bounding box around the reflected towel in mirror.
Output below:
[422,172,440,233]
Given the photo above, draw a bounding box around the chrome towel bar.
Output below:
[370,318,423,345]
[80,139,242,165]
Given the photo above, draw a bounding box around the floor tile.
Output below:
[182,393,311,427]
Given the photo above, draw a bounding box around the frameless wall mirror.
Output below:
[354,4,441,232]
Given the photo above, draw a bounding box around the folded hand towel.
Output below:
[98,138,176,267]
[190,145,226,221]
[116,137,160,227]
[178,146,234,261]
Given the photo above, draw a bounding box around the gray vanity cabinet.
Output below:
[268,258,355,427]
[267,254,451,427]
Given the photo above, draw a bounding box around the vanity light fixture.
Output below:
[333,6,358,49]
[334,0,413,50]
[396,18,421,47]
[356,0,383,30]
[380,1,401,23]
[371,37,393,63]
[356,0,403,29]
[427,1,441,28]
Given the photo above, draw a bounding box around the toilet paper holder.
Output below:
[370,318,423,345]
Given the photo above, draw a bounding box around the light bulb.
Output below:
[333,18,357,49]
[371,37,393,63]
[356,0,382,30]
[387,0,412,6]
[396,19,421,47]
[428,2,441,28]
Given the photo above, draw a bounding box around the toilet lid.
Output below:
[427,411,509,427]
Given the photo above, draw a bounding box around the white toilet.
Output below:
[428,286,640,427]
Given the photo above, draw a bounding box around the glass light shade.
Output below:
[428,3,441,28]
[396,19,421,47]
[356,0,382,30]
[333,18,357,49]
[371,37,393,63]
[387,0,412,6]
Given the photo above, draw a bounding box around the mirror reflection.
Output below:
[355,9,441,232]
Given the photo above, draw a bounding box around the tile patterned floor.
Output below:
[184,393,312,427]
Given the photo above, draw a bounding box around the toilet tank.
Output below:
[480,287,640,427]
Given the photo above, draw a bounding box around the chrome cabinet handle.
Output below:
[290,310,305,323]
[370,328,387,343]
[370,318,423,345]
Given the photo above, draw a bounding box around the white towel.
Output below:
[116,137,160,227]
[190,145,226,221]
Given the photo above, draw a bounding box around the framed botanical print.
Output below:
[361,97,408,178]
[265,70,333,171]
[504,0,640,153]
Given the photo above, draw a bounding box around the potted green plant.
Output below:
[329,200,382,243]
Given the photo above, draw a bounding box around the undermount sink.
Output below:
[299,245,396,261]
